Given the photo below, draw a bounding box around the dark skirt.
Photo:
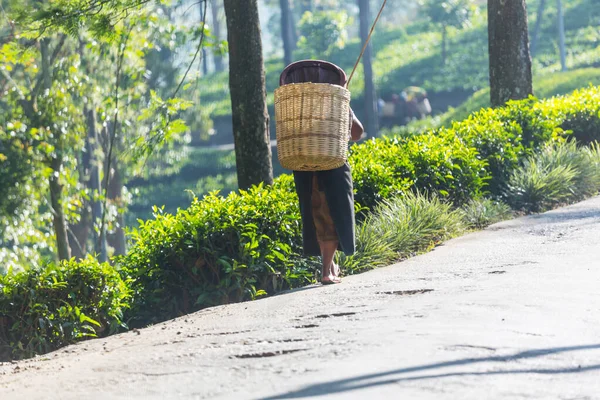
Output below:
[293,163,356,256]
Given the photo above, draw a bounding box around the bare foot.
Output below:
[321,262,342,285]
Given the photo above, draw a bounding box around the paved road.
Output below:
[2,197,600,400]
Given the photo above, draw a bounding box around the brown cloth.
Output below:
[280,60,356,256]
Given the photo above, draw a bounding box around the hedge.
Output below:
[0,256,130,360]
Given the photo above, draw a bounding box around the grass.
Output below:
[460,198,513,229]
[337,192,465,274]
[505,141,600,213]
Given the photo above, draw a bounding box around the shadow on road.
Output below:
[261,344,600,399]
[531,209,600,223]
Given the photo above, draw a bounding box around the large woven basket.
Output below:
[274,82,351,171]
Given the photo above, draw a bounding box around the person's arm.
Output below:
[349,109,365,142]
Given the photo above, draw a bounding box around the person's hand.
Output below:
[349,109,364,142]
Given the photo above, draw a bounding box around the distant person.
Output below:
[403,86,432,120]
[377,98,385,118]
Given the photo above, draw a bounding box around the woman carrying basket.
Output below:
[279,61,364,285]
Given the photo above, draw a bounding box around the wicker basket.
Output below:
[274,82,351,171]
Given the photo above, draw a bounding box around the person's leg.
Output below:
[319,240,340,283]
[311,174,341,283]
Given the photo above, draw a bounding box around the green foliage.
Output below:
[545,86,600,145]
[370,192,464,259]
[393,86,600,197]
[296,10,351,59]
[0,122,40,217]
[505,141,600,213]
[460,198,512,229]
[349,130,487,212]
[336,217,397,274]
[14,0,152,39]
[0,256,130,361]
[449,111,524,195]
[119,176,312,326]
[419,0,475,29]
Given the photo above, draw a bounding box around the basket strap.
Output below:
[346,0,389,88]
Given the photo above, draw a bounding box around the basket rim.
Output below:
[274,82,349,91]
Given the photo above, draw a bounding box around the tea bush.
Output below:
[0,256,130,360]
[349,130,487,212]
[405,86,600,196]
[440,68,600,126]
[119,175,316,327]
[448,113,524,195]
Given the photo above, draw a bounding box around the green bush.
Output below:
[0,256,130,361]
[409,85,600,196]
[449,110,524,195]
[349,130,487,211]
[119,176,313,327]
[542,86,600,144]
[504,141,600,213]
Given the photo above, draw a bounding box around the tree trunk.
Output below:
[49,156,71,261]
[223,0,273,190]
[107,165,127,256]
[557,0,567,71]
[211,0,225,73]
[202,47,209,76]
[69,108,98,259]
[280,0,295,66]
[358,0,379,137]
[530,0,546,56]
[86,108,104,255]
[40,38,71,261]
[441,24,448,65]
[487,0,533,108]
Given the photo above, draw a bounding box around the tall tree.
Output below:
[557,0,567,71]
[211,0,225,73]
[41,38,71,261]
[530,0,546,56]
[487,0,533,108]
[223,0,273,189]
[358,0,378,137]
[280,0,296,66]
